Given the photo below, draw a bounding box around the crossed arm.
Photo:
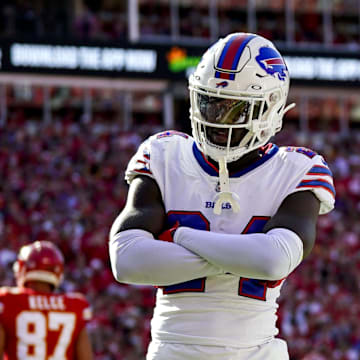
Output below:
[109,175,320,285]
[109,177,223,285]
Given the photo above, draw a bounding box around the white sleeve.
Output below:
[109,229,224,286]
[174,227,303,280]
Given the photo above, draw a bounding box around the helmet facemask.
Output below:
[190,84,284,163]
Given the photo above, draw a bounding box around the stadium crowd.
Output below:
[0,0,359,47]
[0,98,359,359]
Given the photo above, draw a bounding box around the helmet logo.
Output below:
[255,47,287,81]
[216,81,229,88]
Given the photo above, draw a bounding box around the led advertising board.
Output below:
[0,40,359,86]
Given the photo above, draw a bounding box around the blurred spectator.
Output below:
[74,5,100,40]
[1,0,360,48]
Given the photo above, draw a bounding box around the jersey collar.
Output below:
[192,142,279,178]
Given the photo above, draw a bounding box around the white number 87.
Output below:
[16,311,76,360]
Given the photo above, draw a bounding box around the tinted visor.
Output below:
[197,93,262,125]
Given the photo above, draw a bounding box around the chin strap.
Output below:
[284,103,296,114]
[213,157,240,215]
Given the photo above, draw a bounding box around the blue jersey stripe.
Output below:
[134,168,152,175]
[192,143,219,176]
[307,165,333,176]
[230,144,278,177]
[192,142,279,178]
[297,179,336,197]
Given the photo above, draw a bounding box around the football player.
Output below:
[109,33,335,360]
[0,241,93,360]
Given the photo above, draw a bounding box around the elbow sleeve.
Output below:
[174,227,303,280]
[263,228,303,279]
[109,229,154,283]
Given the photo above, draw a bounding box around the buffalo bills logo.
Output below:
[216,81,228,88]
[255,47,287,81]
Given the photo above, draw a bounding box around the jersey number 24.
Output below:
[162,211,283,301]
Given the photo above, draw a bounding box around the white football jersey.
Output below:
[125,130,335,348]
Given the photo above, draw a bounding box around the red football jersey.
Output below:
[0,286,92,360]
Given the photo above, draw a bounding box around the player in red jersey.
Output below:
[0,241,93,360]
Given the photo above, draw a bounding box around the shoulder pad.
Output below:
[154,130,190,141]
[290,148,335,214]
[281,146,318,163]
